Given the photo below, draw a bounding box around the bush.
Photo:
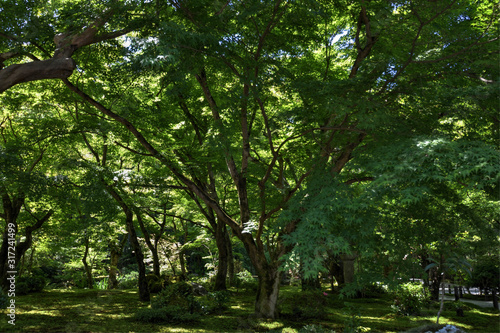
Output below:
[16,273,47,295]
[135,306,200,323]
[0,290,8,309]
[150,281,202,314]
[118,271,139,289]
[391,282,429,316]
[137,282,203,323]
[200,290,231,314]
[235,270,258,291]
[146,274,170,293]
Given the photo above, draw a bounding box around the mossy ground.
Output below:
[0,286,498,332]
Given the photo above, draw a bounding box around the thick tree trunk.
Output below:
[108,248,120,289]
[254,266,282,319]
[214,219,228,291]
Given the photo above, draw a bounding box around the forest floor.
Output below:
[0,286,498,332]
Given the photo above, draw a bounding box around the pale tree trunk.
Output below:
[108,235,127,289]
[254,265,282,318]
[82,235,93,289]
[225,228,235,287]
[436,275,445,324]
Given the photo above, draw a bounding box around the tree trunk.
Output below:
[104,185,150,301]
[225,227,235,287]
[436,278,445,324]
[179,248,186,279]
[125,213,150,301]
[136,212,161,277]
[108,235,127,290]
[254,266,281,319]
[82,236,93,289]
[214,219,228,291]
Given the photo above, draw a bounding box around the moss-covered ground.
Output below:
[0,286,498,332]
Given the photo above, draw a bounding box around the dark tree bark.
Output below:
[0,189,52,291]
[105,186,150,302]
[214,219,228,291]
[0,13,132,93]
[136,212,161,277]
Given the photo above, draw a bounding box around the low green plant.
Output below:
[343,303,362,333]
[135,305,200,323]
[94,278,108,290]
[299,324,336,333]
[391,282,429,316]
[236,270,258,291]
[117,271,139,289]
[0,290,8,309]
[136,282,203,323]
[16,273,47,295]
[200,290,231,314]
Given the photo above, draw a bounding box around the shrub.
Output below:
[235,270,258,291]
[200,290,231,314]
[0,290,8,309]
[118,271,139,289]
[16,273,47,295]
[137,282,203,323]
[135,306,200,323]
[150,282,202,314]
[391,282,429,316]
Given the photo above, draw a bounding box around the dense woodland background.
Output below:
[0,0,498,325]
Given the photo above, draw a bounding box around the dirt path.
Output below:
[442,295,495,308]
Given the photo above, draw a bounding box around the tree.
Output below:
[1,0,498,318]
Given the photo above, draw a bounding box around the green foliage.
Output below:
[150,282,198,312]
[235,270,258,291]
[136,281,204,323]
[16,273,47,295]
[391,283,430,316]
[468,255,500,290]
[200,290,231,314]
[299,324,336,333]
[94,278,108,290]
[284,290,329,320]
[343,303,362,333]
[0,290,8,309]
[117,271,139,290]
[134,305,200,323]
[146,274,170,294]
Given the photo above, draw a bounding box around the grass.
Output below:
[0,286,498,332]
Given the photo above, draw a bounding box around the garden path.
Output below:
[442,295,494,309]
